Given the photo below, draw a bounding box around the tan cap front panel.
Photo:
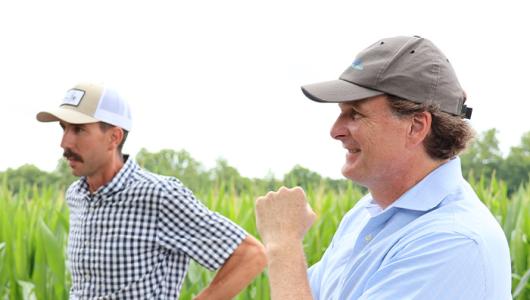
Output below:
[59,83,104,118]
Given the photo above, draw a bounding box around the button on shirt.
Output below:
[66,156,247,299]
[308,157,512,300]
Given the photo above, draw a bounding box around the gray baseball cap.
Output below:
[301,36,472,119]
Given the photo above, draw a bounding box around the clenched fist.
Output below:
[255,187,317,248]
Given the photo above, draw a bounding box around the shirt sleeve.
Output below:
[358,231,486,300]
[156,181,247,270]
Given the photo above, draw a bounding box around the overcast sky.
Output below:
[1,0,529,179]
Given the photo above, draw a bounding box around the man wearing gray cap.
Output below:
[255,36,511,299]
[37,82,266,299]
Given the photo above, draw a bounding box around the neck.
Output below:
[87,154,124,193]
[368,155,448,209]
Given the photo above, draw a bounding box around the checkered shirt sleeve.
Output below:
[157,179,247,270]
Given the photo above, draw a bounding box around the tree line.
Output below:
[2,129,529,196]
[461,129,530,194]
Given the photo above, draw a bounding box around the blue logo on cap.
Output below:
[352,59,363,70]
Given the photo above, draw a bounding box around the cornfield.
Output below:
[0,178,529,299]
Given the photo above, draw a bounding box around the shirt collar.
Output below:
[77,155,139,197]
[364,157,463,214]
[365,200,384,217]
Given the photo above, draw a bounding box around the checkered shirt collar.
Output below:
[75,155,139,197]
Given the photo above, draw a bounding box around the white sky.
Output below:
[1,0,529,179]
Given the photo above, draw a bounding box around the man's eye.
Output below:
[73,126,83,133]
[350,110,362,119]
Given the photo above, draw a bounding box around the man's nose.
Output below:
[330,117,348,141]
[60,130,73,149]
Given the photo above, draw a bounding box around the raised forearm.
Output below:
[267,242,314,300]
[255,187,316,300]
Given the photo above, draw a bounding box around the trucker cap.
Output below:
[301,36,472,119]
[36,82,132,131]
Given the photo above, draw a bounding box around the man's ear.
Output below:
[407,111,432,147]
[108,127,124,150]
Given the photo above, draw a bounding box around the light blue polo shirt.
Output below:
[308,157,511,300]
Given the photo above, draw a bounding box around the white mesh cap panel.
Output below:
[94,88,132,131]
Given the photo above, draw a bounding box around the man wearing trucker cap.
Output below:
[37,82,266,299]
[255,36,511,299]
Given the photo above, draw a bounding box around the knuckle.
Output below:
[255,196,265,207]
[293,186,305,195]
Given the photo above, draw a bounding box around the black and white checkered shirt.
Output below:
[66,156,247,299]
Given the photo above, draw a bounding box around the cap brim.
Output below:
[301,79,384,103]
[36,107,99,124]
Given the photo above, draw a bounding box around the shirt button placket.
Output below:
[85,197,93,292]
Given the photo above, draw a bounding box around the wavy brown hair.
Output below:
[387,95,475,160]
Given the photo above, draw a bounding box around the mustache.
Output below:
[63,149,83,162]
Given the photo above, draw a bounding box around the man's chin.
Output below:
[341,165,362,183]
[70,170,82,177]
[69,165,83,177]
